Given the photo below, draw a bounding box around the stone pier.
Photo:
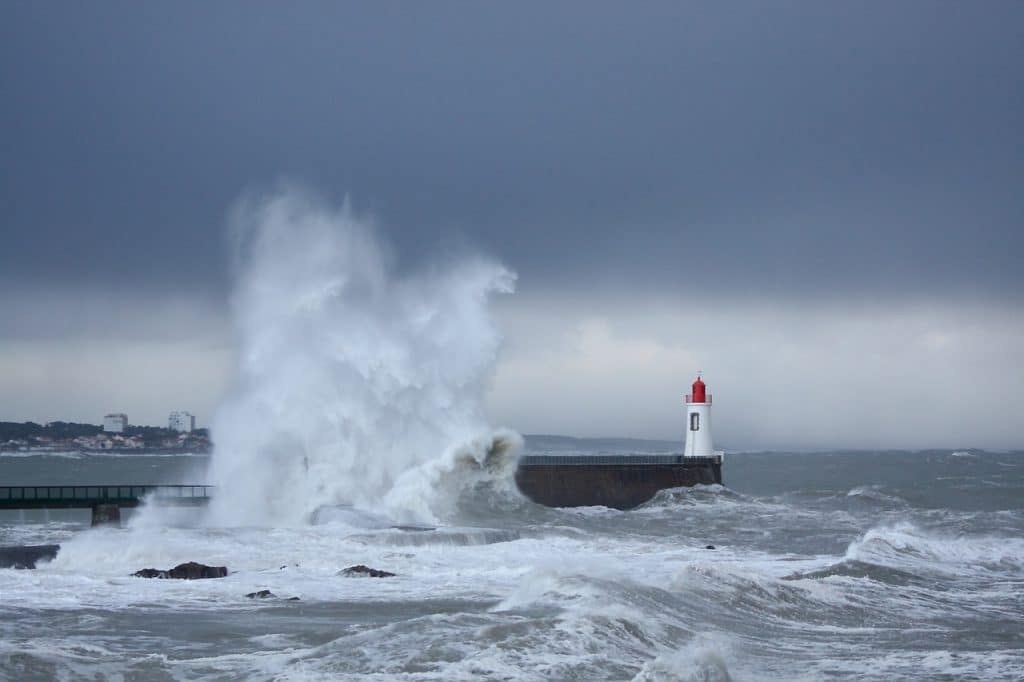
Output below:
[514,455,723,509]
[90,504,122,527]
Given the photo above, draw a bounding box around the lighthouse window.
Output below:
[690,413,700,431]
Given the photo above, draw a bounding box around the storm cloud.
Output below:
[2,3,1021,447]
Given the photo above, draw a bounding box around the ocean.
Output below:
[1,444,1022,681]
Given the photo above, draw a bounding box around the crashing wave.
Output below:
[844,521,1024,574]
[633,640,734,682]
[844,485,909,508]
[783,558,924,587]
[638,484,742,510]
[191,187,517,527]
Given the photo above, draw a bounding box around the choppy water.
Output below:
[1,446,1022,680]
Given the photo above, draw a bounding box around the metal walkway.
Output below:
[0,485,212,510]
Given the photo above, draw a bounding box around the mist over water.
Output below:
[205,189,517,525]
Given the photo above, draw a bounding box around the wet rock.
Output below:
[246,590,275,599]
[133,568,166,578]
[705,545,716,550]
[339,564,396,578]
[169,562,227,579]
[133,562,228,580]
[243,589,301,600]
[0,544,60,569]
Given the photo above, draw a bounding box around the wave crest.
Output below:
[844,521,1024,574]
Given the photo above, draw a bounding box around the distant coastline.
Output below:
[0,446,211,456]
[1,421,211,455]
[2,427,677,458]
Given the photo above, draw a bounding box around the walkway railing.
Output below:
[0,485,212,509]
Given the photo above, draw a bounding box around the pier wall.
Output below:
[514,457,722,509]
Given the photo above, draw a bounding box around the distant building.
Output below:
[168,411,195,433]
[103,413,128,433]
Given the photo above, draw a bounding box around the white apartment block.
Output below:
[103,413,128,433]
[168,411,195,433]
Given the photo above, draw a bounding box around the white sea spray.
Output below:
[203,187,517,526]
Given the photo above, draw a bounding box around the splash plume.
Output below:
[205,188,516,525]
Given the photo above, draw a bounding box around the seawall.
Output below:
[514,455,722,510]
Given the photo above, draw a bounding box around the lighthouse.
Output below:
[513,372,724,508]
[684,374,716,457]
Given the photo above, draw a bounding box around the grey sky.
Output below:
[2,3,1022,446]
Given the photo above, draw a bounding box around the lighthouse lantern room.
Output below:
[684,374,718,458]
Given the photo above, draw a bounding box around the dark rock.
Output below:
[167,562,228,579]
[705,545,716,550]
[286,596,301,601]
[246,590,275,599]
[133,568,167,578]
[0,544,60,569]
[133,562,227,580]
[339,564,396,578]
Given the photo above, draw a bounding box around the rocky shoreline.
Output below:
[1,544,398,584]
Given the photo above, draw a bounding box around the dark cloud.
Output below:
[2,3,1023,443]
[2,2,1022,298]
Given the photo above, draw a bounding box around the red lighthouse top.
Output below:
[691,375,706,403]
[686,374,710,404]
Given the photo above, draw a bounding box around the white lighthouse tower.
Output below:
[683,374,717,458]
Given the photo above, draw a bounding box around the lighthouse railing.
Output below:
[685,394,712,404]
